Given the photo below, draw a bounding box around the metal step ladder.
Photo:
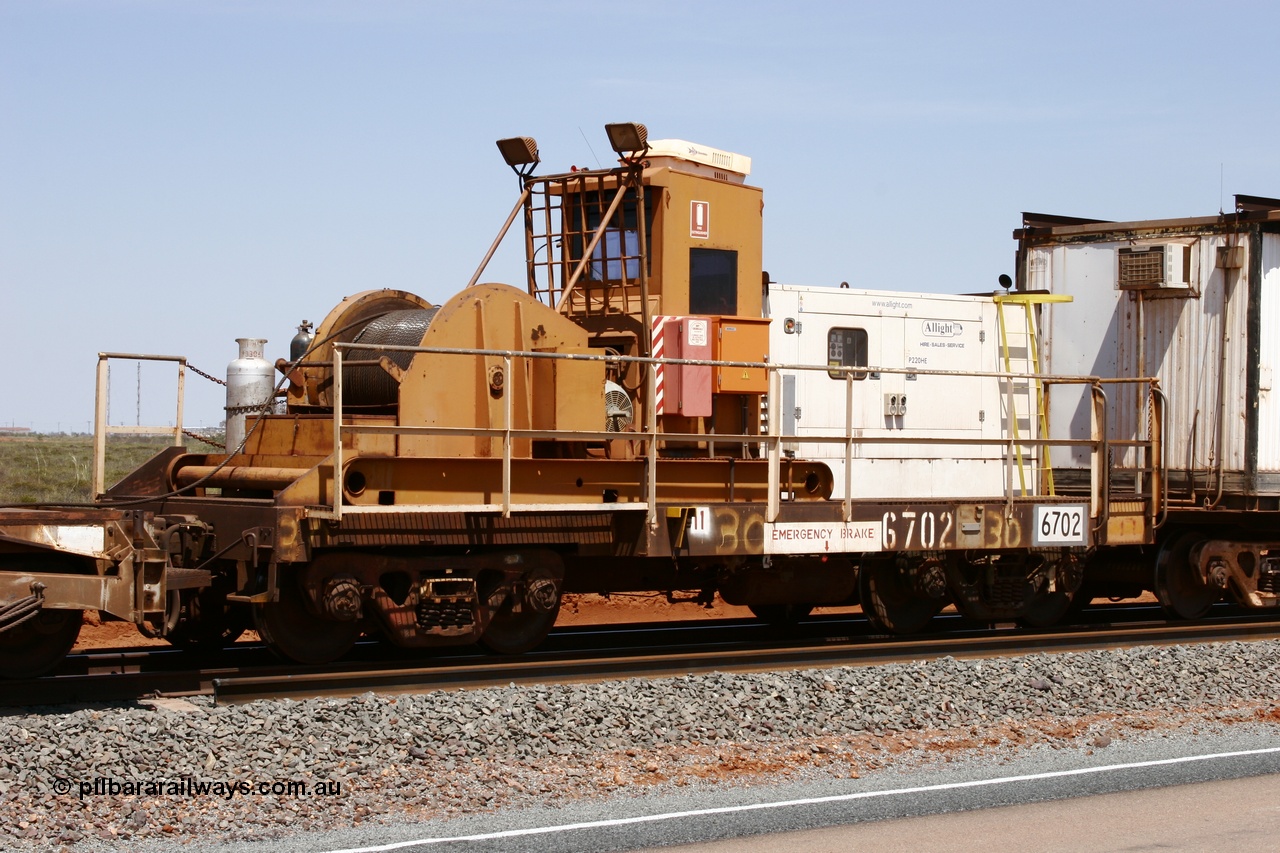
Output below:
[993,290,1072,496]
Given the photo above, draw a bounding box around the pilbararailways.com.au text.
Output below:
[54,776,343,800]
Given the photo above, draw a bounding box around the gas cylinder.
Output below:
[225,338,274,452]
[290,320,314,362]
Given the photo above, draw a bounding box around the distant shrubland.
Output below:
[0,434,218,505]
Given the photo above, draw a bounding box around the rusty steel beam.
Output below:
[0,571,136,619]
[173,466,305,491]
[335,456,833,509]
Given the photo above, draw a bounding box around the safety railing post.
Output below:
[843,371,853,522]
[646,360,658,530]
[502,355,513,517]
[767,369,781,523]
[1089,383,1110,535]
[1005,370,1015,512]
[332,346,343,521]
[92,355,109,498]
[174,360,186,448]
[1150,384,1168,530]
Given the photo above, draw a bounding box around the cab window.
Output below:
[827,327,868,379]
[689,248,738,315]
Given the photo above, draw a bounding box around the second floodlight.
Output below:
[605,122,648,156]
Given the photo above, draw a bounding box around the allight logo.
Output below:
[922,321,963,337]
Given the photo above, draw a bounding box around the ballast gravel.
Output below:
[4,640,1280,851]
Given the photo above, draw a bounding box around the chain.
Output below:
[184,364,227,447]
[182,429,226,450]
[185,362,280,450]
[186,363,227,386]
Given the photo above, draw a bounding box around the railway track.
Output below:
[8,604,1280,707]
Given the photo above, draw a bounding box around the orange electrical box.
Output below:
[713,317,770,394]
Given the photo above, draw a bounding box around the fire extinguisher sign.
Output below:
[690,200,710,239]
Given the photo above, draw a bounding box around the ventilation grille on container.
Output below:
[1118,246,1166,288]
[1117,244,1192,291]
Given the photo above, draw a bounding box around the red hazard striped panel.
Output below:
[652,315,666,415]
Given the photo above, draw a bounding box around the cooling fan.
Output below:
[604,380,634,432]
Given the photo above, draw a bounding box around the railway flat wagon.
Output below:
[0,124,1164,677]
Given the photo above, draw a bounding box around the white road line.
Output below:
[323,746,1280,852]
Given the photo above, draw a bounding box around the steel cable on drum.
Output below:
[342,308,439,406]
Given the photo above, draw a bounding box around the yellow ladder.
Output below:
[993,291,1072,496]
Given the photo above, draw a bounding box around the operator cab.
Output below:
[483,123,768,456]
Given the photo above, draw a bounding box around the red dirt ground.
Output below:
[71,592,1155,652]
[71,594,861,651]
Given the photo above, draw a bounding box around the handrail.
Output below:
[335,338,1116,383]
[1151,385,1170,530]
[319,340,1158,524]
[646,362,658,528]
[843,372,854,522]
[501,355,513,517]
[1089,383,1110,534]
[323,346,344,521]
[766,370,781,523]
[92,352,188,498]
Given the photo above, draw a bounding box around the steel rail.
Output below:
[7,609,1277,708]
[210,616,1280,705]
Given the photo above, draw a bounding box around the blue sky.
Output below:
[4,0,1279,432]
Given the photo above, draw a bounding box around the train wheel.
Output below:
[481,571,560,655]
[479,599,560,655]
[1155,532,1217,620]
[1020,588,1076,629]
[253,573,358,664]
[479,606,558,655]
[1020,554,1082,629]
[859,560,942,634]
[0,608,83,679]
[167,588,250,650]
[748,604,814,626]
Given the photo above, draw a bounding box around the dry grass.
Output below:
[0,434,216,505]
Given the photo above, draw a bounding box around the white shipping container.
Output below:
[1022,206,1280,498]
